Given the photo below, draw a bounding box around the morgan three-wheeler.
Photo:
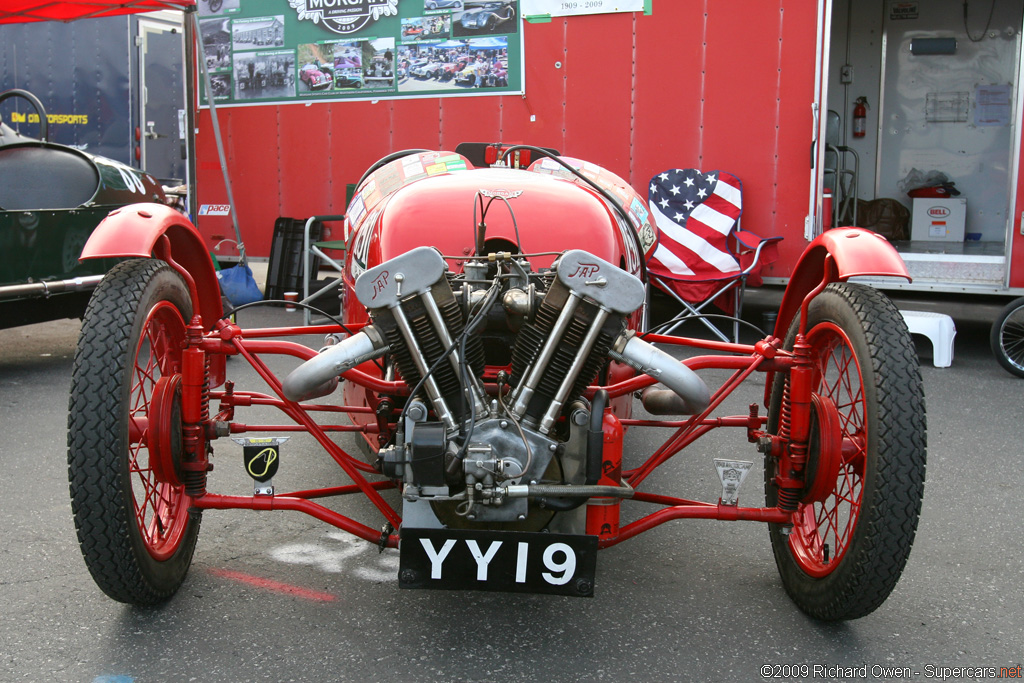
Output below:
[67,145,926,621]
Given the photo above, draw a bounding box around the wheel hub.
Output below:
[801,393,844,504]
[149,374,185,487]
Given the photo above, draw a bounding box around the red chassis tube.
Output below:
[103,225,908,550]
[183,319,804,550]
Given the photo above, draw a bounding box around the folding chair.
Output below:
[302,214,348,325]
[646,169,781,342]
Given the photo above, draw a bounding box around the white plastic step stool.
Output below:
[900,310,956,368]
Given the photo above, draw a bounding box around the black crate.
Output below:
[265,217,322,302]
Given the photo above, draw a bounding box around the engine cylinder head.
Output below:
[508,252,638,429]
[357,247,485,425]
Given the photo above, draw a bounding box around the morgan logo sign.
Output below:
[479,189,524,200]
[288,0,397,35]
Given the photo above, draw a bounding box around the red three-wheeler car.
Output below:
[66,145,926,621]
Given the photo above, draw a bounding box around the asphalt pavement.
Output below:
[1,293,1021,682]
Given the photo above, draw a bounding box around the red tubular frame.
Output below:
[182,318,806,552]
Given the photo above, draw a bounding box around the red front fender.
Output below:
[773,227,910,341]
[81,203,224,330]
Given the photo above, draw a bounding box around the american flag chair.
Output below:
[646,169,781,342]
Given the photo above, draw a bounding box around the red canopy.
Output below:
[0,1,196,24]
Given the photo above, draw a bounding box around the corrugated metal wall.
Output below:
[1014,132,1024,289]
[195,0,819,276]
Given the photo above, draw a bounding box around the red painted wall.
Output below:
[1011,118,1024,289]
[195,1,819,277]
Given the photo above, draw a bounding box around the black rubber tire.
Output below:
[990,296,1024,378]
[765,283,926,621]
[68,259,201,605]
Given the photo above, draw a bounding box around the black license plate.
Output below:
[399,528,598,597]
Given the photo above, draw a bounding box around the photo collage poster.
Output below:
[199,0,522,106]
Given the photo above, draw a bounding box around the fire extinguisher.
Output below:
[852,97,869,138]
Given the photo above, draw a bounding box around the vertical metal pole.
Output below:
[183,8,198,223]
[190,11,246,265]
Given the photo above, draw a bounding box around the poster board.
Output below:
[199,0,523,106]
[521,0,647,19]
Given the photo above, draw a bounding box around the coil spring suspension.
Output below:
[180,317,212,498]
[774,377,800,511]
[183,355,211,498]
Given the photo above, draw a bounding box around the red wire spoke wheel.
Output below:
[766,283,926,621]
[68,259,201,605]
[788,329,864,578]
[128,303,190,561]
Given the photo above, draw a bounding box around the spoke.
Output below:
[155,483,178,512]
[1004,326,1024,363]
[142,484,166,544]
[137,471,161,515]
[790,323,868,574]
[816,504,839,547]
[119,298,193,560]
[127,441,145,475]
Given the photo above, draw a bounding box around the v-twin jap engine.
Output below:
[283,247,709,528]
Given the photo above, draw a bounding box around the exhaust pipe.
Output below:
[282,326,389,402]
[0,274,104,302]
[610,332,710,414]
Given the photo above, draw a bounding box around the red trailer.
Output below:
[184,0,1024,374]
[187,1,1023,291]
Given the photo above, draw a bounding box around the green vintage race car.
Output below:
[0,88,167,329]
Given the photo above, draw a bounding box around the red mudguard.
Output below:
[80,202,224,330]
[773,228,910,341]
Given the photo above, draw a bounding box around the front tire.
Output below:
[766,283,926,620]
[990,296,1024,378]
[68,259,201,605]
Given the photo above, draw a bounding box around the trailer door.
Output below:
[825,0,1023,293]
[139,18,186,184]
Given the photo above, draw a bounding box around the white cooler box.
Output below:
[911,197,966,242]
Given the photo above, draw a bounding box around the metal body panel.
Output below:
[0,208,116,288]
[563,14,632,173]
[276,104,334,217]
[440,96,503,151]
[0,139,165,289]
[772,226,910,341]
[495,20,567,152]
[80,202,224,330]
[1012,50,1024,289]
[361,167,627,268]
